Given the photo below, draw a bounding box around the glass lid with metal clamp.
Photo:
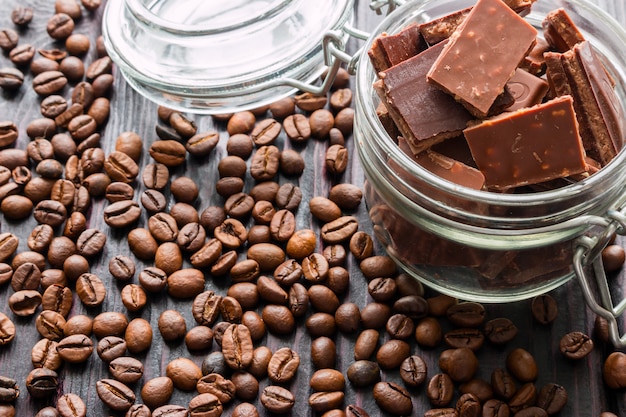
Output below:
[101,0,370,114]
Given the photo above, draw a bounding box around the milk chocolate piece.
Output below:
[375,41,474,154]
[505,69,549,111]
[520,37,550,76]
[463,96,587,190]
[419,8,472,46]
[502,0,535,16]
[427,0,537,118]
[398,137,485,190]
[369,23,427,73]
[542,8,585,52]
[547,41,622,165]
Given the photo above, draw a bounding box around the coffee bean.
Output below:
[11,262,41,291]
[321,216,359,244]
[125,405,151,417]
[167,268,205,299]
[92,311,129,338]
[0,29,18,52]
[158,309,187,342]
[439,347,478,383]
[508,382,537,414]
[128,229,158,261]
[149,212,179,242]
[88,97,110,125]
[0,68,24,91]
[9,289,42,316]
[188,393,223,417]
[121,285,147,313]
[262,304,295,335]
[227,111,255,135]
[368,277,397,302]
[96,336,127,362]
[187,131,219,157]
[386,313,414,339]
[0,376,19,402]
[491,368,517,400]
[531,294,558,324]
[250,118,281,146]
[250,145,280,181]
[81,0,102,11]
[75,273,106,307]
[63,314,93,336]
[166,358,203,391]
[309,391,345,414]
[141,189,167,213]
[373,381,413,415]
[513,407,548,417]
[283,114,311,143]
[139,376,174,410]
[247,243,285,271]
[347,360,380,388]
[221,324,254,370]
[86,56,113,81]
[426,373,454,407]
[33,70,68,95]
[447,302,486,328]
[55,0,81,19]
[105,151,139,183]
[196,373,235,404]
[31,339,62,370]
[26,368,58,399]
[56,394,86,417]
[325,144,348,175]
[155,241,183,275]
[12,6,33,26]
[295,92,327,112]
[149,140,187,167]
[267,347,300,383]
[56,334,93,363]
[104,200,141,228]
[376,339,410,369]
[0,233,18,262]
[602,244,625,272]
[360,302,391,330]
[109,356,144,384]
[559,331,594,359]
[279,149,305,177]
[329,183,362,210]
[261,385,295,414]
[41,284,72,317]
[536,382,567,414]
[484,317,518,345]
[9,44,36,66]
[444,328,484,351]
[59,56,84,82]
[224,192,255,218]
[96,379,135,411]
[506,348,537,382]
[105,181,134,203]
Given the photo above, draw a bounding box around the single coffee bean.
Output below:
[196,373,235,404]
[96,379,136,411]
[105,151,139,183]
[347,360,380,388]
[444,328,485,351]
[250,145,280,181]
[158,309,187,342]
[56,334,94,363]
[531,294,558,324]
[247,243,285,271]
[97,336,127,362]
[426,373,454,407]
[260,385,295,414]
[373,381,413,416]
[275,183,303,211]
[376,339,410,370]
[321,216,359,244]
[125,404,151,417]
[140,376,174,409]
[59,56,85,82]
[481,399,510,417]
[287,282,308,318]
[166,357,203,391]
[167,268,205,298]
[86,56,113,81]
[0,29,18,52]
[221,324,254,370]
[9,289,42,316]
[536,382,568,415]
[309,391,345,414]
[513,407,548,417]
[187,131,219,157]
[104,200,141,228]
[75,272,106,307]
[267,347,300,383]
[279,149,305,177]
[447,302,486,328]
[0,68,24,91]
[41,284,73,317]
[0,233,18,262]
[92,311,129,338]
[109,356,144,384]
[55,0,81,19]
[283,113,311,143]
[309,194,343,222]
[63,314,92,336]
[149,140,187,167]
[484,317,518,345]
[506,348,537,382]
[0,376,19,402]
[491,368,517,400]
[559,331,594,359]
[142,162,169,190]
[188,393,223,417]
[508,382,537,414]
[368,277,397,302]
[251,118,281,145]
[31,339,62,370]
[330,87,353,110]
[12,6,33,26]
[439,347,479,383]
[10,44,36,66]
[33,70,68,95]
[360,302,392,330]
[121,285,148,313]
[26,368,58,399]
[11,262,41,291]
[325,144,348,175]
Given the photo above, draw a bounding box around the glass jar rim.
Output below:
[356,0,626,208]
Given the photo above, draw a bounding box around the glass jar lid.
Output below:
[102,0,354,113]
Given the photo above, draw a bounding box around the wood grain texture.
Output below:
[0,0,623,416]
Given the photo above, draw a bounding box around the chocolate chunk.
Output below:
[369,23,427,73]
[502,0,536,16]
[505,69,549,112]
[419,8,472,46]
[547,41,621,165]
[427,0,537,117]
[520,37,550,76]
[398,137,485,190]
[542,8,585,52]
[463,95,587,190]
[375,41,474,154]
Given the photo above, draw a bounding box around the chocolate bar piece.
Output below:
[542,8,585,52]
[419,8,472,46]
[463,95,587,190]
[398,137,485,190]
[505,69,549,111]
[520,37,550,76]
[546,41,621,165]
[375,41,474,154]
[427,0,537,117]
[502,0,535,16]
[368,23,427,74]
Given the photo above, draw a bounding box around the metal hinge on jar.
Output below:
[574,208,626,347]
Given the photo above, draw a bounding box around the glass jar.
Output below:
[354,0,626,307]
[102,0,354,113]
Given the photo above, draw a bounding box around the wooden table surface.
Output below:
[1,0,626,416]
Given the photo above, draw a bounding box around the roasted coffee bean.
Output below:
[301,252,329,283]
[140,376,174,409]
[269,97,295,119]
[261,385,295,414]
[36,159,64,179]
[168,112,196,139]
[262,304,295,335]
[92,311,129,338]
[329,183,362,210]
[121,284,147,313]
[354,329,379,361]
[275,185,301,213]
[158,309,187,341]
[40,269,66,290]
[56,393,87,417]
[444,328,484,351]
[288,282,309,318]
[63,314,93,336]
[41,284,73,317]
[88,97,110,126]
[177,222,206,252]
[167,268,205,299]
[373,381,413,416]
[251,118,281,146]
[273,259,302,286]
[33,70,68,95]
[50,179,76,207]
[41,95,68,118]
[376,339,410,370]
[141,189,167,213]
[0,233,18,262]
[491,368,517,400]
[227,111,255,135]
[11,262,41,291]
[166,357,203,391]
[149,140,187,167]
[604,351,626,389]
[26,368,58,399]
[531,294,558,324]
[347,360,380,388]
[142,162,169,190]
[386,313,414,340]
[196,373,235,404]
[12,6,33,26]
[96,379,136,411]
[536,382,567,414]
[59,56,85,82]
[309,285,340,314]
[10,44,36,66]
[447,302,486,328]
[506,348,537,382]
[105,181,134,203]
[188,392,223,417]
[309,391,345,413]
[128,229,158,261]
[295,92,327,112]
[55,0,81,19]
[86,56,112,81]
[513,407,548,417]
[602,244,626,272]
[325,144,348,175]
[0,29,18,52]
[360,302,392,330]
[109,356,144,384]
[508,382,537,414]
[0,68,24,91]
[269,209,295,242]
[224,192,254,218]
[250,145,280,181]
[9,289,42,316]
[170,176,199,203]
[439,347,478,383]
[321,216,359,244]
[65,33,90,56]
[242,310,265,341]
[125,404,152,417]
[187,131,219,157]
[334,302,360,334]
[368,277,397,302]
[279,149,305,177]
[56,334,93,363]
[306,312,336,338]
[0,376,19,402]
[27,119,57,141]
[267,347,300,383]
[104,200,141,228]
[97,336,127,362]
[484,317,518,345]
[105,151,139,183]
[152,405,188,417]
[247,242,285,271]
[221,324,253,370]
[0,263,12,286]
[192,290,222,326]
[454,393,481,417]
[29,139,55,164]
[75,228,106,257]
[227,282,259,310]
[155,241,183,275]
[283,113,311,143]
[33,199,67,227]
[149,212,179,242]
[0,148,28,170]
[481,399,509,417]
[31,338,62,370]
[76,272,106,307]
[427,373,454,407]
[54,103,83,130]
[68,115,97,141]
[81,0,102,11]
[559,331,594,359]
